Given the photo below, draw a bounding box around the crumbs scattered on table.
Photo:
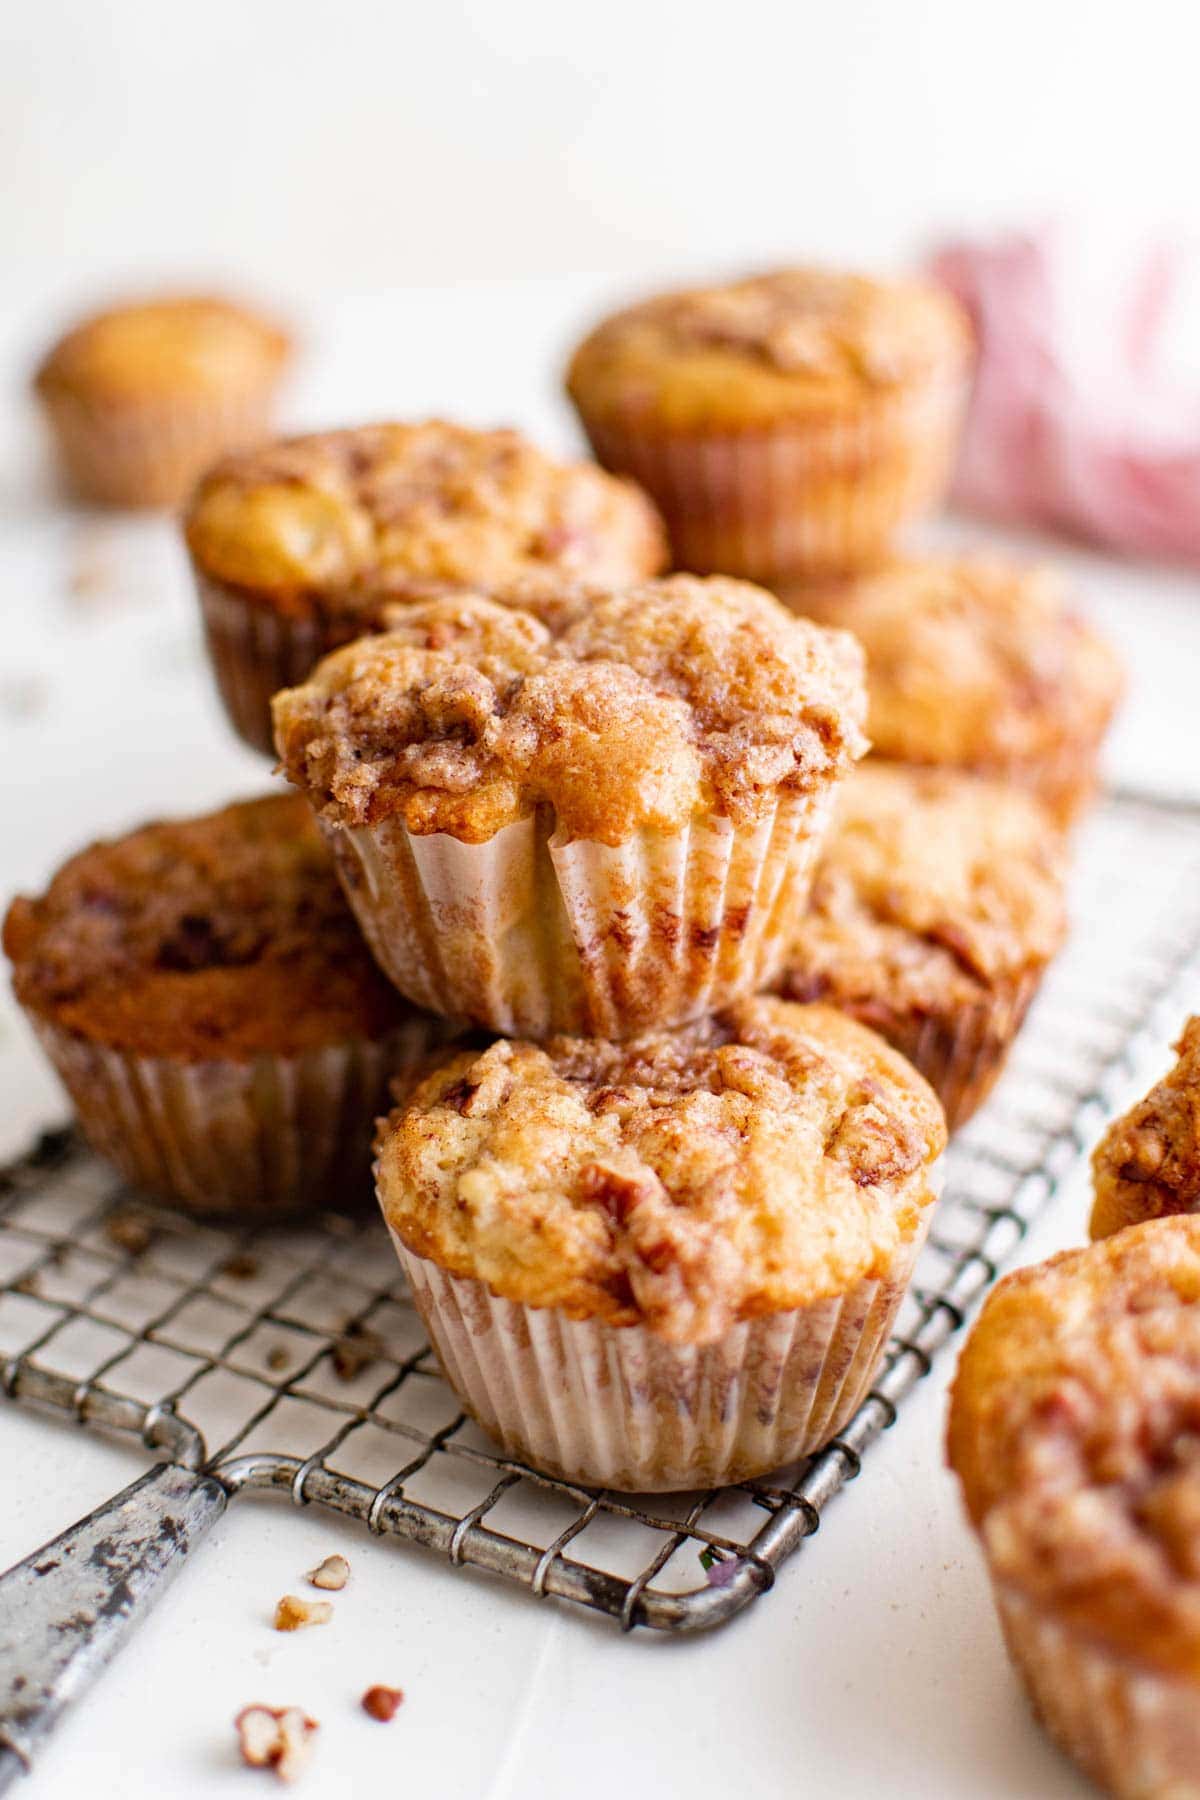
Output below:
[265,1345,291,1373]
[235,1705,319,1782]
[361,1686,404,1723]
[104,1205,157,1257]
[307,1554,350,1591]
[273,1595,333,1632]
[331,1320,385,1381]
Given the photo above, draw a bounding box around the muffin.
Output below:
[781,553,1124,824]
[274,577,867,1040]
[948,1220,1200,1799]
[2,795,453,1219]
[377,997,947,1489]
[777,765,1068,1130]
[33,294,291,509]
[1090,1018,1200,1242]
[185,421,669,754]
[565,267,972,581]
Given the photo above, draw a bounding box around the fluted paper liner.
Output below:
[195,572,349,757]
[389,1204,932,1491]
[993,1582,1200,1799]
[31,1014,447,1220]
[579,375,967,582]
[40,387,278,511]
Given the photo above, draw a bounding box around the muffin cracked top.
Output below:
[35,296,291,403]
[566,268,972,430]
[184,421,667,618]
[273,577,868,844]
[788,553,1123,778]
[376,997,946,1345]
[1091,1019,1200,1241]
[948,1219,1200,1682]
[782,764,1068,1016]
[3,795,410,1059]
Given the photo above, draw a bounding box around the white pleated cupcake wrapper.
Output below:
[39,386,278,510]
[993,1582,1200,1799]
[391,1204,931,1491]
[324,788,832,1039]
[31,1013,446,1219]
[195,572,340,757]
[579,375,967,581]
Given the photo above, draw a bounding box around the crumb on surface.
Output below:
[265,1345,290,1373]
[103,1206,156,1257]
[307,1554,349,1591]
[273,1595,333,1632]
[330,1321,384,1381]
[361,1686,404,1723]
[235,1705,318,1782]
[221,1251,260,1280]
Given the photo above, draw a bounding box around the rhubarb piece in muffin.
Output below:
[185,420,668,753]
[781,553,1123,825]
[274,577,867,1039]
[778,765,1068,1129]
[2,795,453,1218]
[948,1219,1200,1798]
[566,267,971,581]
[33,294,291,509]
[378,996,947,1489]
[1090,1018,1200,1242]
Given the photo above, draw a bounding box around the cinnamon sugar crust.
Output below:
[783,555,1124,806]
[781,764,1068,1018]
[566,268,972,431]
[34,295,290,402]
[3,795,412,1059]
[184,421,667,619]
[1091,1020,1200,1241]
[948,1219,1200,1682]
[376,997,946,1346]
[273,578,868,846]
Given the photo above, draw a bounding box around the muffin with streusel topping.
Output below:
[780,553,1123,824]
[566,267,971,581]
[1090,1018,1200,1241]
[778,764,1068,1129]
[274,578,867,1039]
[3,795,454,1218]
[34,294,291,509]
[378,996,946,1489]
[185,420,668,753]
[948,1219,1200,1798]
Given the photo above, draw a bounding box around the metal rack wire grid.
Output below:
[2,788,1200,1634]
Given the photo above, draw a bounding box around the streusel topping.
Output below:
[376,997,946,1346]
[1091,1020,1200,1241]
[273,578,868,844]
[35,296,290,401]
[948,1219,1200,1680]
[3,795,409,1058]
[185,421,667,615]
[782,765,1067,1012]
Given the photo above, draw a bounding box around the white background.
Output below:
[4,6,1200,1794]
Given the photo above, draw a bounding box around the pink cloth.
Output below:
[929,231,1200,564]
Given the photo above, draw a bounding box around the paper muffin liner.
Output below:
[576,374,968,583]
[390,1202,932,1490]
[993,1582,1200,1799]
[194,572,351,756]
[29,1012,449,1220]
[37,386,279,511]
[324,787,834,1039]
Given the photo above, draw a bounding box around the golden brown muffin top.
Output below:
[3,795,412,1060]
[780,764,1068,1017]
[273,578,868,845]
[34,295,290,403]
[1090,1020,1200,1242]
[566,268,972,431]
[787,554,1124,777]
[377,997,946,1345]
[184,421,668,619]
[948,1219,1200,1682]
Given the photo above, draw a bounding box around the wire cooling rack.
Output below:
[2,787,1200,1637]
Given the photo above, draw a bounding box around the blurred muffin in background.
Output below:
[777,764,1068,1130]
[779,553,1124,824]
[3,795,455,1220]
[33,294,291,509]
[185,420,669,754]
[565,267,971,581]
[1090,1017,1200,1241]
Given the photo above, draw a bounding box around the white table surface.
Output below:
[2,278,1199,1800]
